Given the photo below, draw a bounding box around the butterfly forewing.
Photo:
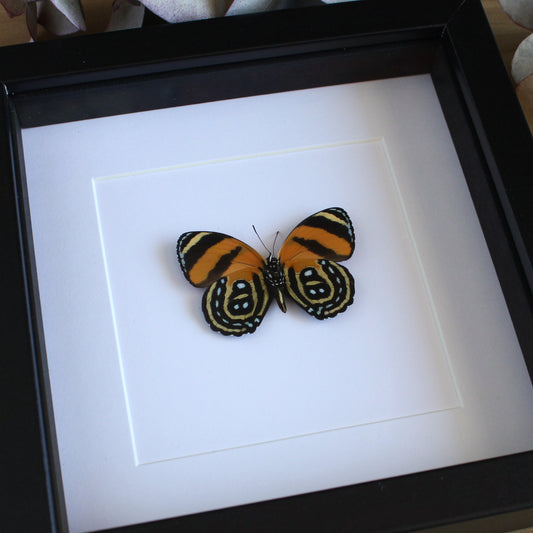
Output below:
[177,231,266,287]
[278,207,355,264]
[279,208,355,319]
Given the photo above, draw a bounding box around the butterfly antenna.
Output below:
[252,225,272,256]
[272,230,280,256]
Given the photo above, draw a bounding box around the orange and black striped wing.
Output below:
[279,208,355,319]
[177,231,266,288]
[177,231,272,335]
[278,207,355,264]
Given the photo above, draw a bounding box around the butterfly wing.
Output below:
[202,269,272,336]
[284,258,354,319]
[279,207,355,264]
[177,231,272,335]
[279,207,355,319]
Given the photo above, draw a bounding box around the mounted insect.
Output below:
[177,207,355,336]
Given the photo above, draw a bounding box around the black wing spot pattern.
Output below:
[202,273,272,336]
[285,260,354,319]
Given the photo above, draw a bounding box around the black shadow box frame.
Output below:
[1,0,533,531]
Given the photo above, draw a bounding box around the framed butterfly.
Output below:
[176,207,355,336]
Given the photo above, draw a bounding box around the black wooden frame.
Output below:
[1,0,533,531]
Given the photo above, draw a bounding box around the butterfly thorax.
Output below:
[264,254,287,313]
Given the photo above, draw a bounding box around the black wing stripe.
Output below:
[300,211,353,242]
[291,236,339,259]
[204,245,242,285]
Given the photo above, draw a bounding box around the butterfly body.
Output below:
[177,207,355,336]
[263,255,287,313]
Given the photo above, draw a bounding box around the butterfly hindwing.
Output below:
[279,208,355,319]
[284,258,355,319]
[177,231,271,335]
[202,271,272,336]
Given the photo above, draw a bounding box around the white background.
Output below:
[22,75,533,532]
[94,140,457,463]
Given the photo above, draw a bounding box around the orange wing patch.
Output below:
[279,207,355,264]
[177,231,265,287]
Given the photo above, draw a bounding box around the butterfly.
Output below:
[176,207,355,336]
